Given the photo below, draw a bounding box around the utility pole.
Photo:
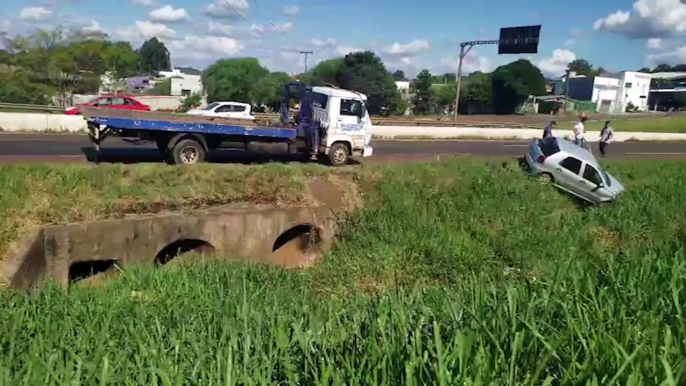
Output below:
[299,50,313,73]
[563,69,572,115]
[453,40,499,120]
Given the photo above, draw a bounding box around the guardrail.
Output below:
[0,103,65,113]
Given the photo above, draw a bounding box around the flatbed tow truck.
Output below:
[83,82,374,166]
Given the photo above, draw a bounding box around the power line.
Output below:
[246,0,291,41]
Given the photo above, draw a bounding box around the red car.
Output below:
[64,95,151,115]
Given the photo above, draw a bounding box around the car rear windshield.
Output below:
[537,137,560,156]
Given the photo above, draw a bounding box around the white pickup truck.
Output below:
[186,101,255,120]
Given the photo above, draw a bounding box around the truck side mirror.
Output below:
[357,104,366,119]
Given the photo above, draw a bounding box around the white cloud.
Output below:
[271,22,292,33]
[565,39,576,46]
[594,0,686,38]
[205,0,249,19]
[646,44,686,65]
[208,21,234,36]
[440,51,491,75]
[149,5,190,23]
[0,20,10,32]
[169,35,244,59]
[133,0,157,5]
[19,7,52,21]
[646,37,662,49]
[385,39,431,56]
[82,20,102,32]
[281,5,299,16]
[537,49,576,77]
[310,38,336,48]
[135,20,176,39]
[336,45,364,56]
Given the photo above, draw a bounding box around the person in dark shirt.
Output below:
[542,120,556,138]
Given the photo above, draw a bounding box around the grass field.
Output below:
[0,162,333,259]
[2,159,686,384]
[554,116,686,132]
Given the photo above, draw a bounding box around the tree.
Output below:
[638,67,652,73]
[301,58,342,86]
[432,84,456,114]
[391,70,406,81]
[254,71,293,109]
[412,69,434,115]
[491,59,545,114]
[460,71,492,114]
[335,51,400,116]
[567,59,594,77]
[202,58,270,103]
[138,38,170,73]
[106,42,139,81]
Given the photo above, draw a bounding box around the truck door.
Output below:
[337,98,367,148]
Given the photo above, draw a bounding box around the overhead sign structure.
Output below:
[452,25,542,120]
[498,25,542,55]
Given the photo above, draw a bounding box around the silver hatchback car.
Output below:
[524,137,625,204]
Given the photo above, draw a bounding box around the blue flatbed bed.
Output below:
[87,114,297,141]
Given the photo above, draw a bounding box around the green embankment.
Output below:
[1,159,686,384]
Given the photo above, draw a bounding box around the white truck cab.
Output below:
[187,101,255,120]
[308,86,373,166]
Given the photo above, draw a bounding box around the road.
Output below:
[1,133,686,164]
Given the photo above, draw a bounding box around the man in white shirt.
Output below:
[573,113,587,147]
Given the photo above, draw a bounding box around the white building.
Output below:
[616,71,652,112]
[158,69,203,96]
[395,81,410,94]
[170,75,202,96]
[592,76,621,113]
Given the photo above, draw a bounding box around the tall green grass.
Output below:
[2,159,686,384]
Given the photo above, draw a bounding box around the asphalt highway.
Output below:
[1,133,686,164]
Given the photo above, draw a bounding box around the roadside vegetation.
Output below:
[1,159,686,384]
[0,162,332,259]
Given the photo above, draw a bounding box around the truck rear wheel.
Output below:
[171,138,206,165]
[327,143,349,167]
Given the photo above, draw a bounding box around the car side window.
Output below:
[95,98,112,106]
[583,165,603,185]
[559,157,582,174]
[215,105,233,113]
[123,98,134,105]
[111,98,125,105]
[232,105,246,113]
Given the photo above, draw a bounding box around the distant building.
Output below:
[395,81,410,94]
[158,68,203,96]
[648,71,686,111]
[551,71,655,113]
[125,76,153,91]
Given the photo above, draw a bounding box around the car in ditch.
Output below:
[524,136,625,204]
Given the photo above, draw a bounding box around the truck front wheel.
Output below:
[327,142,349,167]
[171,138,206,165]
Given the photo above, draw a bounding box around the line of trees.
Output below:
[0,28,171,105]
[3,27,686,114]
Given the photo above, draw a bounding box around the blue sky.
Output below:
[2,0,685,77]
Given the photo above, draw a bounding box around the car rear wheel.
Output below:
[538,173,553,184]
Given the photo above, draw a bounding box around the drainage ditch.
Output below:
[2,205,343,289]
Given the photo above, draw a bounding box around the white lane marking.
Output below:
[625,152,686,155]
[503,144,528,147]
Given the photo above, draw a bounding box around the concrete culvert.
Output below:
[68,259,118,285]
[155,239,215,266]
[271,224,323,268]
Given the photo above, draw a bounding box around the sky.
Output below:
[1,0,686,78]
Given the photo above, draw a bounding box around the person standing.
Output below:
[542,120,556,138]
[573,112,587,147]
[599,120,614,157]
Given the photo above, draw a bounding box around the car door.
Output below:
[109,97,127,110]
[92,97,113,109]
[554,156,586,197]
[578,163,611,203]
[337,98,365,132]
[212,104,232,117]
